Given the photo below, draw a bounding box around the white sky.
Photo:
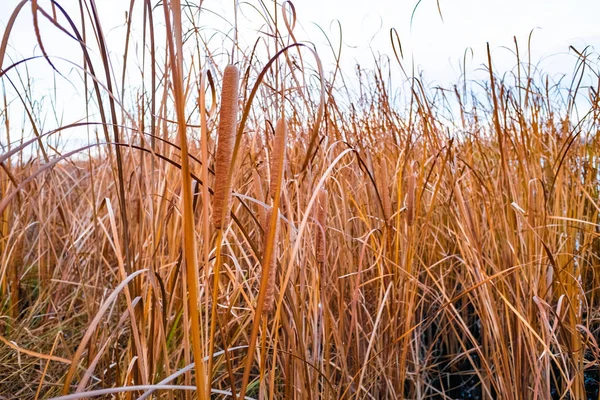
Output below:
[296,0,600,82]
[1,0,599,144]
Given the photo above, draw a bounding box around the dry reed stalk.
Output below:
[406,165,416,227]
[262,207,280,315]
[0,177,8,298]
[527,179,544,228]
[263,117,287,314]
[240,118,287,396]
[253,168,267,231]
[162,0,208,396]
[212,64,240,229]
[378,158,391,223]
[8,235,23,320]
[315,188,328,263]
[269,118,287,200]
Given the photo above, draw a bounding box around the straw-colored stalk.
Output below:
[0,177,8,298]
[253,168,267,232]
[527,179,544,228]
[162,2,214,397]
[262,207,280,315]
[315,188,328,264]
[212,64,240,229]
[406,167,416,227]
[9,235,23,320]
[240,118,287,396]
[378,158,391,224]
[263,117,287,314]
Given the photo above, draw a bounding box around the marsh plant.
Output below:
[1,1,599,399]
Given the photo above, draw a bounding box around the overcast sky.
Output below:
[1,0,599,143]
[296,0,600,82]
[2,0,598,81]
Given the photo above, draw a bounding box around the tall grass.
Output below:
[1,1,600,399]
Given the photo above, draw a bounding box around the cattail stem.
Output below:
[240,118,287,397]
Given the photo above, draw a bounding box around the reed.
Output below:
[378,158,391,224]
[262,207,280,315]
[406,163,416,227]
[315,188,328,264]
[240,117,287,397]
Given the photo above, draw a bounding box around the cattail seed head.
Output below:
[212,64,240,229]
[315,189,328,263]
[269,118,287,200]
[262,207,280,315]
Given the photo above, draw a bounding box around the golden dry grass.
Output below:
[1,1,600,399]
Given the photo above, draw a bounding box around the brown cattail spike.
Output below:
[262,207,280,315]
[315,189,328,263]
[269,118,287,200]
[212,64,240,229]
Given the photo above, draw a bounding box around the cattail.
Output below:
[406,166,416,227]
[269,118,287,200]
[315,189,328,263]
[212,64,240,229]
[378,158,391,223]
[262,207,280,315]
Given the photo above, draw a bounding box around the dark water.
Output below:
[430,368,598,399]
[427,349,599,399]
[423,309,599,399]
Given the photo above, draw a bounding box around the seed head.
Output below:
[212,64,240,229]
